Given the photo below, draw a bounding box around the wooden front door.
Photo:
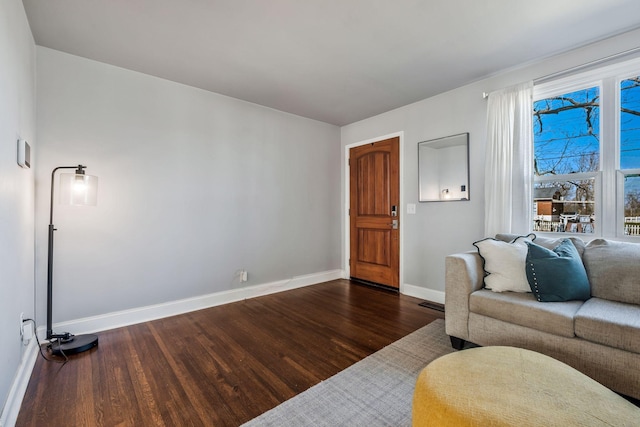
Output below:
[349,137,400,288]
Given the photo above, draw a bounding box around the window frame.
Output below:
[532,56,640,240]
[617,169,640,236]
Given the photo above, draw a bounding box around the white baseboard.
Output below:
[401,283,445,305]
[0,339,38,427]
[44,269,345,338]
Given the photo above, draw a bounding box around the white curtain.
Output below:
[484,82,533,237]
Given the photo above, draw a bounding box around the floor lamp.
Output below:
[47,165,99,356]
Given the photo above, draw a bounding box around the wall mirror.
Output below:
[418,133,469,202]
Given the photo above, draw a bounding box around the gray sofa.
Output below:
[445,234,640,400]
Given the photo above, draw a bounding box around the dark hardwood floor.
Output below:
[17,279,444,426]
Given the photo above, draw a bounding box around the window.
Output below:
[620,77,640,236]
[532,58,640,238]
[533,86,599,233]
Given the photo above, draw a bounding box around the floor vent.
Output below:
[418,301,444,312]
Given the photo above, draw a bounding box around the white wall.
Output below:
[35,47,341,325]
[0,0,36,419]
[341,29,640,301]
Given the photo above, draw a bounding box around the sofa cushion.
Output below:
[473,236,533,293]
[495,233,586,257]
[575,298,640,354]
[469,289,582,338]
[524,240,591,302]
[583,239,640,305]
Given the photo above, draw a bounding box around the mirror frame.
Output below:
[418,133,470,202]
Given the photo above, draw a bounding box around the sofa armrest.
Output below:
[445,251,485,341]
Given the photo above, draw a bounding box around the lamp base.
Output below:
[50,334,98,356]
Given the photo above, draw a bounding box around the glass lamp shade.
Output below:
[59,173,98,206]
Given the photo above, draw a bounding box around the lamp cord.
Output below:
[23,318,69,365]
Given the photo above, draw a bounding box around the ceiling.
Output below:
[22,0,640,126]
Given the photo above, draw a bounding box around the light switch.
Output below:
[17,139,30,168]
[407,203,416,214]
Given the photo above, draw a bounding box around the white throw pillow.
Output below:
[473,236,532,293]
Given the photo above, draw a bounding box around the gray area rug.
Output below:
[242,319,453,427]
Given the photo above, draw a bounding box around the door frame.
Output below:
[344,131,404,292]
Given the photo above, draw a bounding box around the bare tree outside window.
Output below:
[621,77,640,170]
[621,77,640,235]
[533,87,599,233]
[532,77,640,235]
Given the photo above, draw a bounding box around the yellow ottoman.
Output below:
[413,346,639,426]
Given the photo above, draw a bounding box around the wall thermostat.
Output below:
[17,139,30,168]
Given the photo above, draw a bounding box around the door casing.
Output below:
[344,131,404,292]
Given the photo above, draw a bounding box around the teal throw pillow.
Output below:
[525,239,591,302]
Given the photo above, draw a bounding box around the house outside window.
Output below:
[532,58,640,238]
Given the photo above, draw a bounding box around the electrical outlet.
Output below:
[20,312,34,344]
[22,321,33,344]
[241,270,248,282]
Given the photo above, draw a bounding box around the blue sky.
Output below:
[534,78,640,208]
[534,86,600,175]
[620,78,640,170]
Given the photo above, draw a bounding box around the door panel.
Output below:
[356,152,390,215]
[357,229,390,265]
[349,137,399,288]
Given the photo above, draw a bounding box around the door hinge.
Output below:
[348,209,350,215]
